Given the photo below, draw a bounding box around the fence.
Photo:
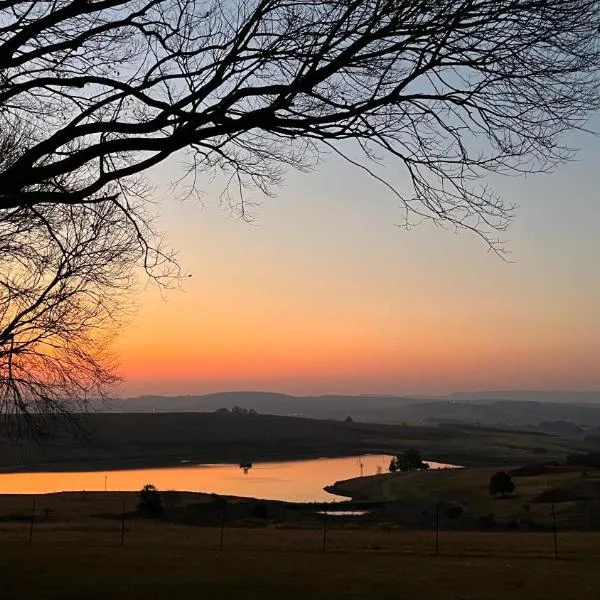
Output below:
[0,492,598,561]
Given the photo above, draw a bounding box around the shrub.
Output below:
[138,484,163,518]
[478,513,496,530]
[519,517,536,529]
[252,502,268,519]
[489,471,515,497]
[443,504,464,520]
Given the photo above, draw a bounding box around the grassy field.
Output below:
[0,491,598,550]
[2,412,599,473]
[1,534,600,599]
[328,466,600,529]
[0,492,599,598]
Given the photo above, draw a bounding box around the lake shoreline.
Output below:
[0,454,398,502]
[0,489,384,510]
[0,449,389,475]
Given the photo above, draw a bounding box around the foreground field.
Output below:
[0,492,599,556]
[1,492,600,598]
[0,540,599,599]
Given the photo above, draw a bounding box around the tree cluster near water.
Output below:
[2,1,600,427]
[389,449,430,472]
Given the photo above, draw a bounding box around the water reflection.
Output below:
[0,456,458,503]
[239,462,253,475]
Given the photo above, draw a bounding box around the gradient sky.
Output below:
[114,117,600,397]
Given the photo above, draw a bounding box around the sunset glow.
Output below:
[115,128,600,398]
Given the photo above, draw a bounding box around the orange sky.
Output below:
[114,127,600,398]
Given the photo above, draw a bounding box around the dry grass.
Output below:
[329,466,600,527]
[0,538,599,599]
[0,491,599,598]
[0,491,598,559]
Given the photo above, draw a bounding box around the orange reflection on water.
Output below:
[0,456,456,502]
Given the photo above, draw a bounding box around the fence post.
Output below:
[551,503,559,560]
[28,497,36,545]
[434,502,440,556]
[219,500,227,550]
[322,510,328,553]
[120,497,126,547]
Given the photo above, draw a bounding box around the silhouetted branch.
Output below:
[0,194,176,433]
[0,0,598,251]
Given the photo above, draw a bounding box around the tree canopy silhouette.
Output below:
[489,471,515,498]
[0,197,160,433]
[1,0,600,423]
[389,448,429,472]
[2,1,600,240]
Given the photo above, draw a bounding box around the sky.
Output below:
[114,119,600,398]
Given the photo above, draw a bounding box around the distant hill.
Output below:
[3,412,600,473]
[101,392,423,420]
[448,390,600,403]
[97,390,600,429]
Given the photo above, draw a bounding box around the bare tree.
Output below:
[0,197,153,432]
[0,1,599,243]
[0,123,175,430]
[0,1,599,423]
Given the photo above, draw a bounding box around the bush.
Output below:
[252,502,268,519]
[138,484,163,518]
[478,513,496,530]
[519,517,536,529]
[489,471,515,497]
[443,504,464,520]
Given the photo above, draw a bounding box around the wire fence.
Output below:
[1,493,599,560]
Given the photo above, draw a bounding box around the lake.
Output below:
[0,455,457,503]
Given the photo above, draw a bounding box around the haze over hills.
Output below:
[102,390,600,429]
[448,390,600,403]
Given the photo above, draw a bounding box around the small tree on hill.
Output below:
[138,484,164,518]
[389,449,430,472]
[489,471,515,498]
